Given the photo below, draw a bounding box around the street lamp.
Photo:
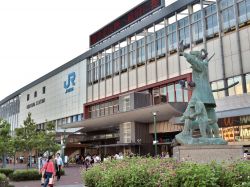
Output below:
[61,129,66,163]
[152,112,158,156]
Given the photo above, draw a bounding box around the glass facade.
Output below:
[219,115,250,143]
[0,96,20,134]
[88,77,189,119]
[228,76,243,96]
[87,1,250,85]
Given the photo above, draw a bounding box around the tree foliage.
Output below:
[0,118,12,168]
[14,113,60,166]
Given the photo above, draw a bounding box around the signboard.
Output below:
[64,72,76,94]
[89,0,164,47]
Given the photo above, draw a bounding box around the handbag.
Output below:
[48,176,54,187]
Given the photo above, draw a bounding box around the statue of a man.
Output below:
[179,43,216,108]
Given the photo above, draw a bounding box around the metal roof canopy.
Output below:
[62,102,187,132]
[0,0,199,105]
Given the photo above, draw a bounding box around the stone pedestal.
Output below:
[173,145,243,163]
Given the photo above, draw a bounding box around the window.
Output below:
[175,83,183,102]
[160,86,167,103]
[27,94,30,101]
[34,91,37,98]
[122,95,131,112]
[100,57,105,79]
[156,28,166,56]
[238,1,247,24]
[178,17,190,46]
[137,38,146,64]
[228,76,243,96]
[42,86,46,94]
[105,54,112,77]
[113,100,119,113]
[120,47,128,70]
[247,0,250,19]
[245,73,250,93]
[153,88,160,105]
[93,60,99,81]
[146,34,155,60]
[205,4,218,36]
[104,102,109,115]
[78,114,82,121]
[167,84,175,102]
[211,80,225,99]
[220,0,235,30]
[129,42,136,67]
[192,11,203,42]
[100,103,105,116]
[168,23,177,51]
[87,61,93,84]
[113,50,120,73]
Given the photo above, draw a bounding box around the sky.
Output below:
[0,0,176,101]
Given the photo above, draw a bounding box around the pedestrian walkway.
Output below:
[9,166,85,187]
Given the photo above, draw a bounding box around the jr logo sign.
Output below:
[64,72,76,93]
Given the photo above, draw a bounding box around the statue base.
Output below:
[175,133,227,145]
[173,145,243,163]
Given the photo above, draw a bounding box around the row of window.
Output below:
[87,1,250,84]
[87,79,189,119]
[88,100,119,118]
[211,73,250,99]
[152,81,189,105]
[36,113,84,130]
[27,86,46,101]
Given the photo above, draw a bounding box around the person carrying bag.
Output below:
[40,155,56,187]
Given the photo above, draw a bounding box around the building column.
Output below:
[233,0,247,93]
[216,0,228,96]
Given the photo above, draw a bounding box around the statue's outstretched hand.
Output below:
[178,40,184,55]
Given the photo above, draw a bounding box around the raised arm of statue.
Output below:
[182,52,203,72]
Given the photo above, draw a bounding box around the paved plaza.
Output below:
[9,165,85,187]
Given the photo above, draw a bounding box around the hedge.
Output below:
[9,168,65,181]
[0,168,14,177]
[0,173,9,187]
[83,158,250,187]
[9,169,41,181]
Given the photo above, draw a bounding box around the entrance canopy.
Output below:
[62,102,187,132]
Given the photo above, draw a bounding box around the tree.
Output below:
[0,118,11,168]
[36,121,60,156]
[15,113,38,168]
[15,114,60,168]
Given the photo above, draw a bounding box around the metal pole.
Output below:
[61,129,66,163]
[153,113,157,156]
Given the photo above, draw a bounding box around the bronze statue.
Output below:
[175,41,227,145]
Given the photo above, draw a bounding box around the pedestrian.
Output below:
[64,155,68,167]
[41,155,55,187]
[55,153,63,181]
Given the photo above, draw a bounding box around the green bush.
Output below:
[0,173,9,187]
[9,169,41,181]
[9,168,65,181]
[0,168,14,177]
[83,158,250,187]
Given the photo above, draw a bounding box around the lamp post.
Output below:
[152,112,158,156]
[61,129,66,163]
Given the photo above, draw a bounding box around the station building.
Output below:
[1,0,250,156]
